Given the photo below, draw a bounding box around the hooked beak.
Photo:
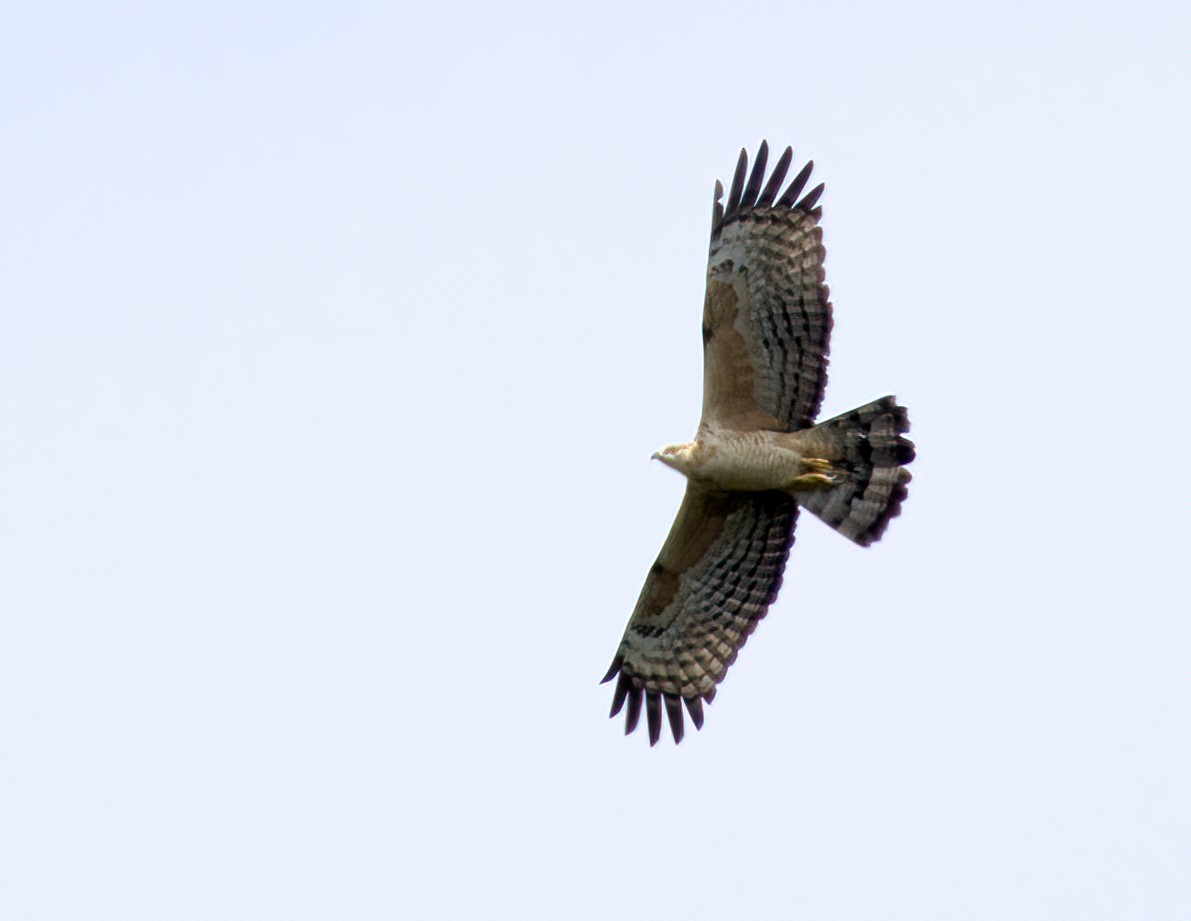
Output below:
[650,451,661,461]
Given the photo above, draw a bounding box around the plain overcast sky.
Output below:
[2,1,1188,918]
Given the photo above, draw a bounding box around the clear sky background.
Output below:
[2,2,1188,918]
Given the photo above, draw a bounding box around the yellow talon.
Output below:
[790,472,836,489]
[789,457,836,490]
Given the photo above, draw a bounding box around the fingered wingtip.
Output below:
[796,182,825,213]
[664,693,685,744]
[600,655,623,684]
[739,141,769,210]
[646,691,663,746]
[777,160,814,208]
[609,673,631,718]
[712,144,821,242]
[607,680,713,745]
[725,148,748,216]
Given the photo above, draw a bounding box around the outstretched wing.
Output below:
[602,486,798,745]
[701,141,833,433]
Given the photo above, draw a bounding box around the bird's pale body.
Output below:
[654,429,823,492]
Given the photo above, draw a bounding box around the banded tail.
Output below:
[797,396,915,546]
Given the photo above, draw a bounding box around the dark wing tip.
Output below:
[609,673,631,718]
[714,147,819,236]
[645,690,663,746]
[664,693,685,744]
[600,654,624,684]
[757,146,793,207]
[796,182,825,213]
[724,147,748,217]
[612,684,713,744]
[738,139,768,210]
[777,159,814,208]
[608,668,713,743]
[711,179,725,237]
[624,686,643,735]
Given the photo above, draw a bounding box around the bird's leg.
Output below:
[789,456,837,489]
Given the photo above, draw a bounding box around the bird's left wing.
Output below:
[602,485,798,745]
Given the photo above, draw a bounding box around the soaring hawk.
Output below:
[603,141,915,745]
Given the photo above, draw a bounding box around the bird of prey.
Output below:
[602,141,915,745]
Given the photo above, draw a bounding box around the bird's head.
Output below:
[651,442,696,474]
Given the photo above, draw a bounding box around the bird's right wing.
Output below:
[602,485,798,745]
[700,142,833,434]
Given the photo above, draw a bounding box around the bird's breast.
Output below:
[690,431,803,491]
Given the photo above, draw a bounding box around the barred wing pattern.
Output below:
[604,143,839,745]
[602,487,798,745]
[701,141,833,433]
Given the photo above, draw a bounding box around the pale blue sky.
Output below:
[2,2,1188,918]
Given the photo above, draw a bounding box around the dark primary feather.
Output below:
[739,139,768,209]
[624,685,643,734]
[776,160,815,208]
[645,691,663,746]
[757,146,793,207]
[724,147,748,216]
[664,694,685,744]
[608,668,630,716]
[796,182,825,213]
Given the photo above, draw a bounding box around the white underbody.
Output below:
[657,428,823,492]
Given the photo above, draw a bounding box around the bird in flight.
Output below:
[603,141,915,745]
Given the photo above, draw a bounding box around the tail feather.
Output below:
[797,396,914,546]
